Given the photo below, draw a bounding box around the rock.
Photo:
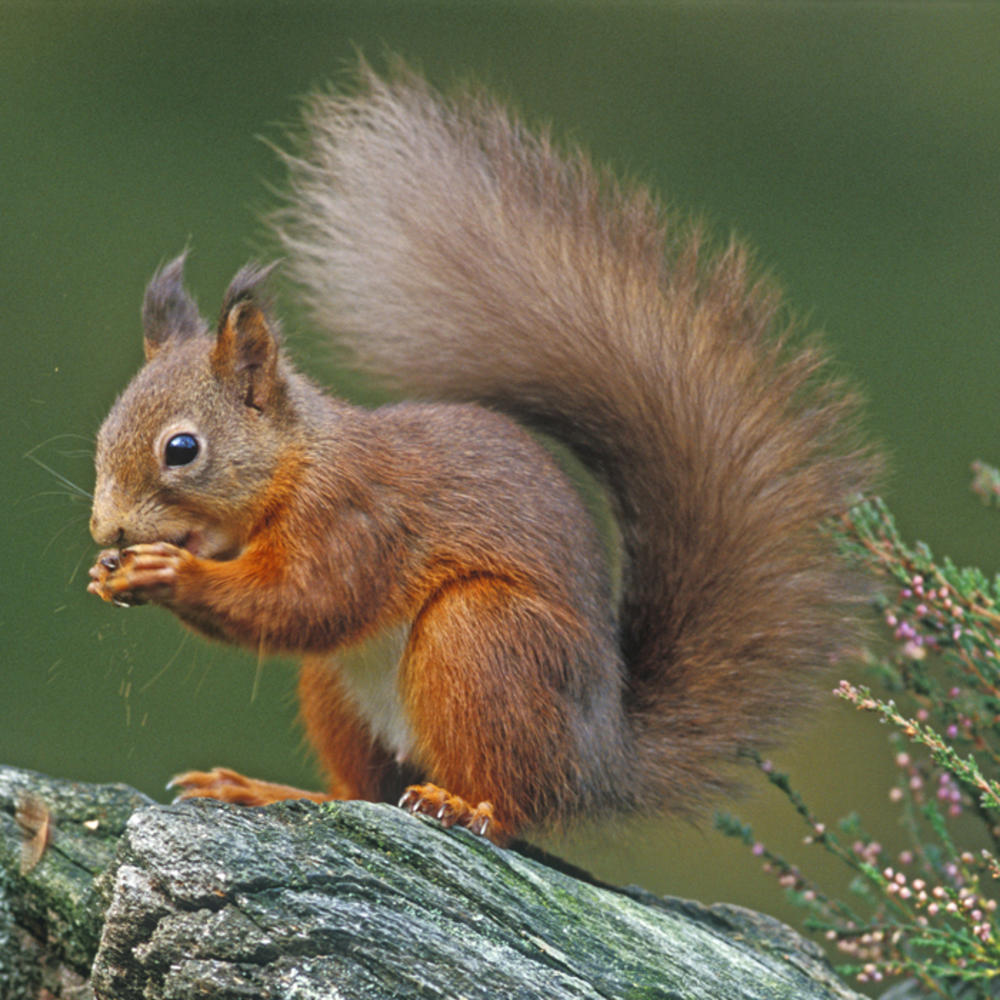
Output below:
[0,765,862,999]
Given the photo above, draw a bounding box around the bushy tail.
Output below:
[275,65,878,812]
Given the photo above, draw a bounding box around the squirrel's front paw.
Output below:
[87,542,191,606]
[169,767,329,806]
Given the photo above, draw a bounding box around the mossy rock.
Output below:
[0,765,862,1000]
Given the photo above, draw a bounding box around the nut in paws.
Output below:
[87,541,190,605]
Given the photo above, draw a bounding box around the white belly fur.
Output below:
[334,626,414,763]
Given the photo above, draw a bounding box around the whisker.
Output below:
[251,643,267,703]
[67,537,96,586]
[18,489,91,504]
[139,633,191,694]
[26,432,95,449]
[40,515,90,559]
[23,451,93,500]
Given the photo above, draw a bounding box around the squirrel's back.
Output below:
[276,65,878,814]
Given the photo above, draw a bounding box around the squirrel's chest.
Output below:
[336,627,414,762]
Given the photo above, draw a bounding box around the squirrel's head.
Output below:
[91,254,297,559]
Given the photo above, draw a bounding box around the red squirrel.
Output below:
[87,66,877,843]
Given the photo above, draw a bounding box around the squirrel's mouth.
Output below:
[175,528,239,561]
[176,532,201,555]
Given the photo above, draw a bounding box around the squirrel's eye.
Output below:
[164,433,200,468]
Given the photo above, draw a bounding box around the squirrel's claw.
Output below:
[398,782,497,840]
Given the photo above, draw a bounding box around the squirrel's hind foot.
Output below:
[398,782,499,841]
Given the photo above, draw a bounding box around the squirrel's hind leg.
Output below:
[400,576,595,843]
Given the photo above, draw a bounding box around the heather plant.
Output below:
[717,474,1000,997]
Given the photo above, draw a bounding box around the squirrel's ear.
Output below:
[213,263,281,412]
[142,253,205,360]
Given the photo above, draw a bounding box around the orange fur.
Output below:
[89,66,878,843]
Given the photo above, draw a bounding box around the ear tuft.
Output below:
[213,262,282,411]
[221,260,281,317]
[142,252,205,360]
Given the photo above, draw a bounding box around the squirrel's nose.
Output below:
[90,512,124,548]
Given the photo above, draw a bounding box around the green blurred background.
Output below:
[3,0,1000,939]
